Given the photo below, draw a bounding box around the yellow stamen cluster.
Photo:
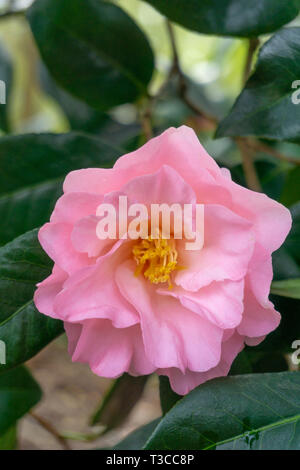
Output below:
[132,236,180,288]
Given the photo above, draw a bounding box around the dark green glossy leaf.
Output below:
[273,246,300,281]
[216,28,300,142]
[27,0,154,110]
[0,229,63,373]
[233,350,289,374]
[39,62,109,133]
[0,132,121,195]
[0,132,121,245]
[284,201,300,265]
[280,167,300,207]
[229,350,253,375]
[0,366,42,434]
[145,372,300,450]
[251,353,289,373]
[271,278,300,299]
[0,180,63,247]
[144,0,300,37]
[91,374,148,429]
[114,418,161,450]
[159,376,182,415]
[0,42,12,133]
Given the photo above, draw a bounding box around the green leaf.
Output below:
[0,132,121,245]
[27,0,154,110]
[91,374,148,429]
[145,372,300,450]
[144,0,300,37]
[0,180,63,248]
[216,28,300,142]
[271,279,300,299]
[0,132,121,195]
[273,246,300,282]
[250,353,289,373]
[0,229,63,373]
[113,419,161,450]
[0,42,13,133]
[39,62,109,134]
[284,201,300,265]
[0,366,42,434]
[0,425,17,450]
[229,350,253,375]
[159,376,182,415]
[280,167,300,207]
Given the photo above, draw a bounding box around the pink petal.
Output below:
[158,279,244,329]
[105,164,196,207]
[34,264,67,318]
[245,336,266,346]
[216,174,292,254]
[247,243,273,304]
[175,204,255,291]
[159,331,244,395]
[50,192,103,224]
[128,326,157,376]
[72,319,133,378]
[114,127,221,185]
[53,241,138,328]
[237,283,280,338]
[63,167,131,195]
[71,215,114,258]
[38,222,90,274]
[116,260,223,373]
[64,322,83,356]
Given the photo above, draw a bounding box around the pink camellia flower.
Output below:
[34,126,291,395]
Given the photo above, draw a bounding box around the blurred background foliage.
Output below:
[0,0,258,135]
[0,0,300,450]
[1,0,300,171]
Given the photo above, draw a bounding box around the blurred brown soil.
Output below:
[19,336,161,450]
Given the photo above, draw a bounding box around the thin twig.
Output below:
[235,138,262,192]
[29,411,71,450]
[166,20,217,126]
[237,38,262,191]
[138,22,178,142]
[153,22,297,180]
[245,138,300,166]
[139,104,153,142]
[166,20,180,72]
[243,38,259,83]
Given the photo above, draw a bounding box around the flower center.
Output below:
[132,236,180,288]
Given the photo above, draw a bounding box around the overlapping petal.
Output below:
[34,125,292,395]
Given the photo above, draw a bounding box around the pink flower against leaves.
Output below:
[34,126,292,395]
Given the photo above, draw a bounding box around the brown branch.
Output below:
[166,20,217,126]
[29,411,71,450]
[245,138,300,166]
[235,138,262,192]
[236,38,262,190]
[243,38,259,83]
[164,23,298,181]
[140,105,153,142]
[166,20,180,72]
